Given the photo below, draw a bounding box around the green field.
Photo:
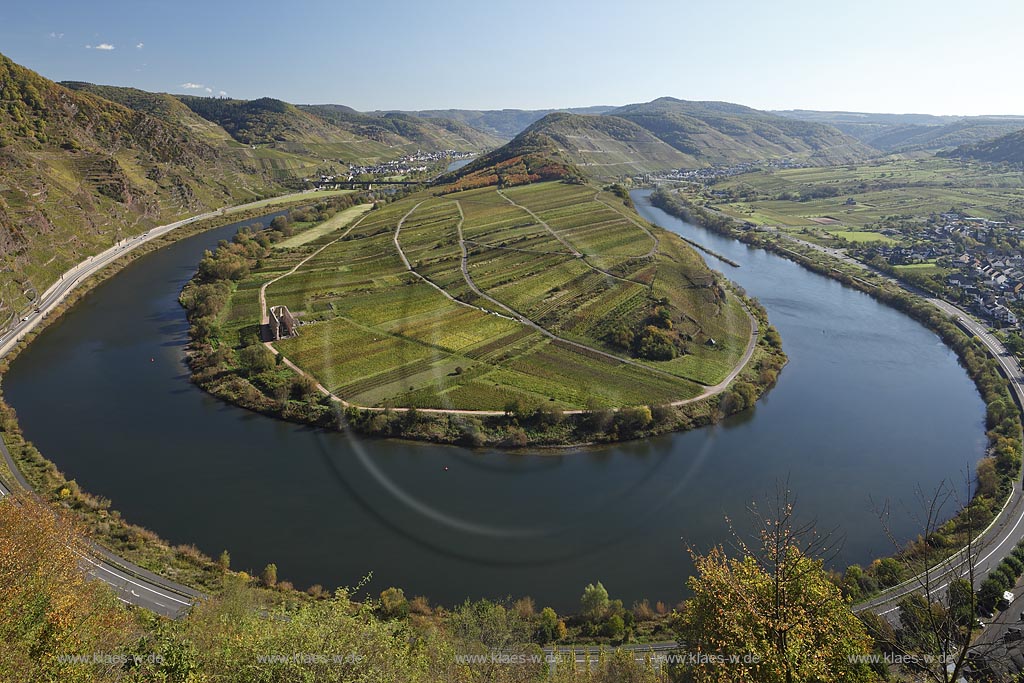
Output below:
[275,202,371,248]
[826,229,898,244]
[709,158,1024,244]
[241,182,752,410]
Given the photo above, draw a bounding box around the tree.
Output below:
[269,215,290,235]
[0,493,134,683]
[445,598,541,681]
[616,406,652,435]
[871,557,904,588]
[378,586,408,620]
[238,344,275,375]
[535,606,561,644]
[602,614,625,640]
[581,581,610,621]
[675,488,873,682]
[290,374,318,401]
[217,550,231,572]
[512,596,535,619]
[864,479,1017,682]
[260,563,277,588]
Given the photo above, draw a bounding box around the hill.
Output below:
[513,112,697,174]
[174,96,499,163]
[0,53,287,324]
[406,99,872,168]
[607,98,872,166]
[60,82,235,143]
[944,128,1024,164]
[441,112,695,186]
[774,110,1024,153]
[63,83,501,178]
[445,100,873,185]
[387,106,616,140]
[300,104,501,150]
[437,126,582,192]
[62,83,347,182]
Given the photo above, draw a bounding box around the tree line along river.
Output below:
[0,190,986,611]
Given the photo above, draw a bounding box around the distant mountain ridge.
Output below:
[944,128,1024,164]
[63,82,500,167]
[605,97,872,166]
[381,106,616,140]
[774,109,1024,153]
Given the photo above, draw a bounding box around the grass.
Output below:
[274,202,371,248]
[827,229,898,244]
[244,182,750,409]
[893,262,946,276]
[226,189,353,213]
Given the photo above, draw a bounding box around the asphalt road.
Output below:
[772,233,1024,620]
[0,191,318,617]
[0,440,202,618]
[0,190,315,359]
[5,190,1024,630]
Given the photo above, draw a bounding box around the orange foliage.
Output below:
[0,493,134,681]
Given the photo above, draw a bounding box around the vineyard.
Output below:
[224,181,752,410]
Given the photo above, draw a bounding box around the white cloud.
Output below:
[180,82,206,90]
[49,32,64,39]
[205,87,212,93]
[217,90,228,97]
[86,43,115,50]
[135,42,144,49]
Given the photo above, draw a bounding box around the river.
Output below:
[446,158,473,172]
[1,191,985,611]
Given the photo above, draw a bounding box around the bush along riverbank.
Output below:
[650,187,1023,600]
[181,205,787,449]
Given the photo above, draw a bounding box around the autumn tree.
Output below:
[0,493,135,683]
[260,562,277,588]
[675,489,873,682]
[581,581,610,621]
[379,586,409,620]
[865,479,1017,682]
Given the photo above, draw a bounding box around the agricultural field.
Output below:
[242,181,753,410]
[274,201,370,248]
[708,158,1024,243]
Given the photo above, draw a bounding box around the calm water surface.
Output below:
[446,158,474,172]
[2,191,985,610]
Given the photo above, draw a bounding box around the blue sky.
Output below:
[1,0,1021,115]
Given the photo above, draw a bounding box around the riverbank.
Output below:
[0,193,355,593]
[648,186,1023,600]
[179,191,786,448]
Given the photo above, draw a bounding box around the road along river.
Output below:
[1,193,986,612]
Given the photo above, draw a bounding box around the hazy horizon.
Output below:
[1,0,1022,117]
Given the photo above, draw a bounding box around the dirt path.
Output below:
[497,190,651,287]
[265,197,760,416]
[259,209,373,325]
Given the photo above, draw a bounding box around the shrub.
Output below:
[379,587,408,619]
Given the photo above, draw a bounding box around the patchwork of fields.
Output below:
[225,182,752,410]
[709,158,1024,243]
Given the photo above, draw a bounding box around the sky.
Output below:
[0,0,1022,116]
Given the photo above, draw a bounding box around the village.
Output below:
[858,212,1023,329]
[638,158,807,185]
[344,149,473,179]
